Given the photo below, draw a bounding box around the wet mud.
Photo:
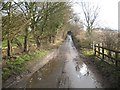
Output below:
[25,35,107,88]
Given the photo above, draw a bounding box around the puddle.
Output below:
[65,61,102,88]
[79,63,89,76]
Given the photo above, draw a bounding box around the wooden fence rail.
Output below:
[94,44,120,67]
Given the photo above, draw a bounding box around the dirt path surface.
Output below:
[25,35,110,88]
[3,35,110,88]
[3,49,58,88]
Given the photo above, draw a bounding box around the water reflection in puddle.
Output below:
[75,61,90,79]
[74,58,88,73]
[65,54,102,88]
[79,63,89,76]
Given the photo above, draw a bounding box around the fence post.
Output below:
[115,52,118,67]
[98,44,100,56]
[94,45,96,56]
[93,41,95,52]
[108,50,112,62]
[102,47,104,61]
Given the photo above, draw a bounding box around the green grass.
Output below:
[2,49,49,81]
[2,36,29,48]
[81,48,94,56]
[2,40,8,48]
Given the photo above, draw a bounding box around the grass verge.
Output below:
[2,49,48,81]
[81,48,94,56]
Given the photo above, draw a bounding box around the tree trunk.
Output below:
[23,28,28,52]
[36,39,41,48]
[49,36,52,43]
[7,4,12,57]
[52,36,55,43]
[87,26,91,35]
[7,36,11,57]
[35,36,41,48]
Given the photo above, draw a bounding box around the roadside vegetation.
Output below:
[81,48,120,88]
[2,49,48,81]
[2,1,71,82]
[72,31,120,88]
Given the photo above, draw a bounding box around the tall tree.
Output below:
[2,2,15,57]
[81,2,100,34]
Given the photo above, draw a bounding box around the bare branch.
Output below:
[80,2,100,34]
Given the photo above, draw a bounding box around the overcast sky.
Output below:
[14,0,119,30]
[72,0,119,30]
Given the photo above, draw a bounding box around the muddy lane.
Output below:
[59,35,102,88]
[26,39,67,88]
[26,35,103,88]
[26,59,64,88]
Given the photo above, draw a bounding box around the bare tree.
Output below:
[81,2,100,34]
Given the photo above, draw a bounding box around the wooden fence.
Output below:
[94,44,120,67]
